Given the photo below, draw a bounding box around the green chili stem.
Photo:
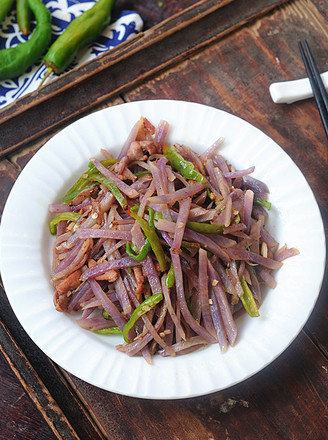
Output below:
[240,275,260,317]
[49,212,81,235]
[123,293,163,343]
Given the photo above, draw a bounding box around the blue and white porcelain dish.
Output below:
[0,0,143,108]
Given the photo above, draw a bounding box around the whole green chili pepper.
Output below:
[123,293,163,343]
[62,158,118,203]
[163,145,206,183]
[0,0,51,81]
[42,0,116,80]
[93,326,122,335]
[17,0,31,35]
[49,212,81,235]
[128,209,167,271]
[126,239,151,261]
[0,0,15,24]
[240,275,259,317]
[186,221,224,234]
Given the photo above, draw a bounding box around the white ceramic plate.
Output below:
[0,100,325,399]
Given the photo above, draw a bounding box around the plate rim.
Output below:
[0,99,326,399]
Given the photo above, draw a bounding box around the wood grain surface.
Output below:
[0,0,288,158]
[0,0,327,439]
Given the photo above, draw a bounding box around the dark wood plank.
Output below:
[115,0,201,30]
[0,350,58,440]
[0,320,80,440]
[0,159,19,221]
[63,330,328,440]
[0,0,289,159]
[0,288,106,440]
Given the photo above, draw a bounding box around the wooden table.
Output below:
[1,1,327,438]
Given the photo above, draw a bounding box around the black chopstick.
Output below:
[298,40,328,138]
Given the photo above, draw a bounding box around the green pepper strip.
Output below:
[125,206,155,261]
[93,327,122,335]
[0,0,15,23]
[127,210,167,271]
[130,205,155,229]
[123,293,163,343]
[92,172,128,211]
[0,0,52,81]
[102,310,112,320]
[163,145,206,183]
[134,170,151,177]
[186,221,224,234]
[17,0,31,35]
[240,275,260,317]
[181,240,200,249]
[42,0,115,78]
[49,212,81,235]
[165,260,175,288]
[254,197,271,210]
[62,158,118,203]
[126,239,151,261]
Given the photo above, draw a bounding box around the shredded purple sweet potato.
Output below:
[49,117,299,363]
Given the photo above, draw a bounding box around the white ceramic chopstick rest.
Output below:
[269,71,328,104]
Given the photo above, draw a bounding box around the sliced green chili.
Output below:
[240,275,260,317]
[186,221,224,234]
[134,170,151,177]
[49,212,81,235]
[181,240,200,249]
[131,205,155,229]
[126,239,151,261]
[128,210,167,271]
[92,172,128,211]
[165,260,175,288]
[102,310,112,320]
[254,197,271,210]
[123,293,163,342]
[93,327,122,335]
[154,211,163,221]
[163,145,206,183]
[62,158,118,203]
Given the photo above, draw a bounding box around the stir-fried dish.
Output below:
[49,117,299,363]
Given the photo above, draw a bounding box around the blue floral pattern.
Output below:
[0,1,143,108]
